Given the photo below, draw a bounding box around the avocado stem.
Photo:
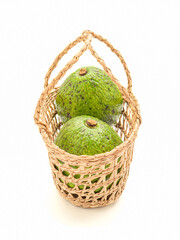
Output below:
[86,119,97,128]
[79,68,87,76]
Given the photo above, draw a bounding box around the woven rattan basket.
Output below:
[34,30,141,208]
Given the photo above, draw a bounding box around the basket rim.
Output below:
[36,84,141,165]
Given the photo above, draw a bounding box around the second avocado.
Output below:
[56,66,123,125]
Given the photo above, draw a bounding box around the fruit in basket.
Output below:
[54,115,122,155]
[54,115,123,193]
[56,66,123,125]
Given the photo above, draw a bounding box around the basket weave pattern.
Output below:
[34,30,141,208]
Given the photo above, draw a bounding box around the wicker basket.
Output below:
[34,30,141,208]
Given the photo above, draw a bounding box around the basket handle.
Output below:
[44,30,132,93]
[34,30,140,140]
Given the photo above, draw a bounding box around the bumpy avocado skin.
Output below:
[56,66,123,125]
[54,115,123,156]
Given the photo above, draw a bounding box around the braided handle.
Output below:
[34,30,140,139]
[44,30,132,93]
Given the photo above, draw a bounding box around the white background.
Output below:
[0,0,180,239]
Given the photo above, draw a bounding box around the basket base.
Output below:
[52,170,129,208]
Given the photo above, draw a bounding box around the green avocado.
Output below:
[54,115,123,193]
[54,115,123,155]
[56,66,123,125]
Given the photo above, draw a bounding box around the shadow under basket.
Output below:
[34,30,142,208]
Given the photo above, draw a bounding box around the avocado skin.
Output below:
[54,115,123,156]
[56,66,123,125]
